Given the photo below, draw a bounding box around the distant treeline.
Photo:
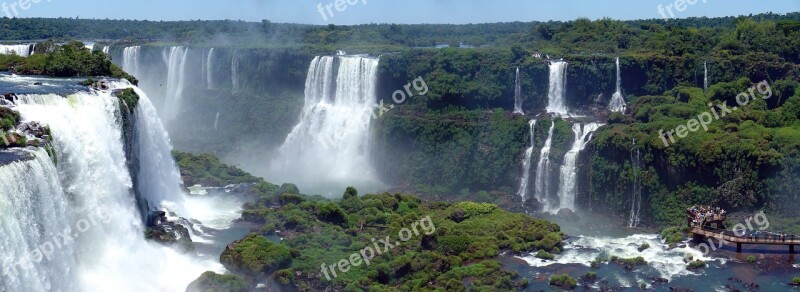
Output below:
[0,12,798,54]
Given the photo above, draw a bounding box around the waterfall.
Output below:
[102,46,110,55]
[629,139,643,228]
[556,123,603,211]
[534,121,556,210]
[231,50,240,93]
[546,61,569,116]
[206,48,215,90]
[513,67,523,114]
[130,85,187,214]
[704,61,708,94]
[0,44,34,57]
[162,46,189,121]
[7,88,216,291]
[271,55,381,194]
[214,112,220,131]
[0,149,78,291]
[122,46,141,78]
[608,57,627,112]
[516,120,537,201]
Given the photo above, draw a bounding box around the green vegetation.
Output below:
[549,274,577,290]
[172,151,266,187]
[535,250,555,260]
[588,76,800,226]
[114,88,139,110]
[660,227,687,245]
[0,107,20,132]
[0,41,137,83]
[611,256,647,270]
[0,107,27,148]
[179,153,563,291]
[582,272,598,282]
[590,256,608,268]
[791,277,800,286]
[687,260,707,270]
[747,255,757,263]
[238,190,562,290]
[219,233,293,276]
[185,271,249,292]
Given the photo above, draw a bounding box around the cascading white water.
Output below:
[231,50,239,93]
[556,123,603,211]
[206,48,215,90]
[516,120,537,201]
[130,84,187,213]
[608,57,627,113]
[122,46,141,78]
[513,67,523,114]
[214,112,220,131]
[102,46,110,55]
[546,61,569,116]
[519,234,719,281]
[0,44,34,57]
[163,46,189,121]
[629,139,643,228]
[8,89,218,291]
[0,149,78,291]
[534,121,556,210]
[704,61,708,94]
[271,55,382,195]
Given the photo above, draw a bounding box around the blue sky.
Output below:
[8,0,800,24]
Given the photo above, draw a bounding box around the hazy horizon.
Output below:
[2,0,798,25]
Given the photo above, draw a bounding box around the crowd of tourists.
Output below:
[687,205,726,227]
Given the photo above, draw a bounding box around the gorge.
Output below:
[0,10,798,291]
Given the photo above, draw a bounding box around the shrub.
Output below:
[114,88,140,109]
[687,260,706,270]
[278,183,300,195]
[316,202,348,226]
[582,272,598,282]
[186,271,249,292]
[747,255,756,263]
[343,186,358,200]
[535,250,555,260]
[549,274,577,289]
[453,202,498,219]
[219,233,292,276]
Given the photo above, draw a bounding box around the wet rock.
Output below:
[2,93,16,102]
[652,277,669,285]
[556,208,580,221]
[186,271,249,292]
[449,209,466,223]
[145,211,195,252]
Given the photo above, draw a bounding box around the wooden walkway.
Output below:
[691,227,800,253]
